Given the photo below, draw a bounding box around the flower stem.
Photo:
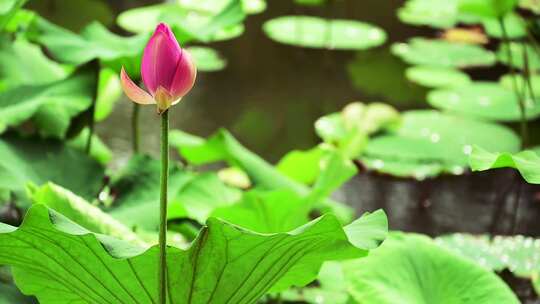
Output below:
[158,110,169,304]
[132,103,140,153]
[85,62,100,155]
[499,17,528,148]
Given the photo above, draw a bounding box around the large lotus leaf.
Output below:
[0,38,67,91]
[360,110,520,179]
[428,81,540,122]
[117,2,245,43]
[405,65,471,88]
[107,155,195,231]
[187,46,227,72]
[0,63,97,138]
[0,135,104,204]
[459,0,519,18]
[343,233,519,304]
[0,203,386,303]
[497,42,540,71]
[392,38,496,68]
[171,130,355,223]
[469,146,540,183]
[30,17,147,75]
[437,233,540,279]
[482,13,526,38]
[263,16,386,50]
[177,0,266,14]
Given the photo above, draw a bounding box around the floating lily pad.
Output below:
[294,0,326,5]
[497,42,540,71]
[500,73,540,98]
[361,110,520,179]
[469,146,540,184]
[344,232,519,304]
[428,81,540,122]
[406,65,471,88]
[437,233,540,279]
[187,46,227,72]
[263,16,387,50]
[397,0,459,29]
[392,38,496,68]
[459,0,519,18]
[482,13,526,39]
[177,0,266,14]
[117,2,245,43]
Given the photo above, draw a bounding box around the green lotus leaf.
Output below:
[0,135,104,204]
[0,203,386,303]
[437,233,540,278]
[392,38,496,68]
[458,0,518,18]
[263,16,387,50]
[117,1,245,43]
[0,62,97,138]
[427,81,540,122]
[360,110,520,179]
[482,13,526,38]
[187,46,227,72]
[406,65,471,88]
[343,232,519,303]
[497,42,540,71]
[469,145,540,184]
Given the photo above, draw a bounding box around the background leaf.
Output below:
[343,232,519,304]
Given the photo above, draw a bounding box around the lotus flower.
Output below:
[121,23,197,114]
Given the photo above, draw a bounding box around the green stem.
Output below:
[499,17,528,148]
[132,103,140,153]
[158,110,169,304]
[85,63,100,154]
[85,104,96,154]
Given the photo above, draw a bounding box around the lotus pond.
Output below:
[1,0,540,303]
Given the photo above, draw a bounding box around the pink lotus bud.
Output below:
[121,23,197,113]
